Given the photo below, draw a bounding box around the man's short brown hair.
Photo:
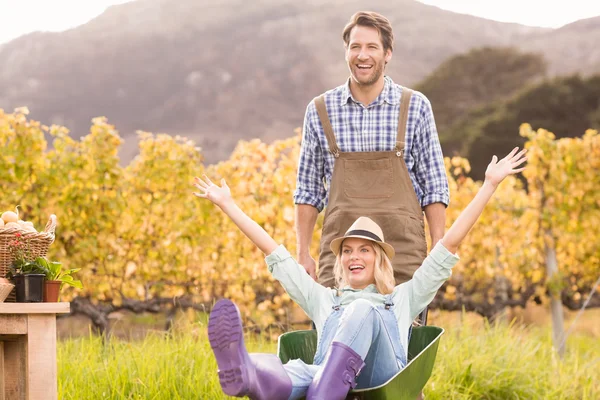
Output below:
[342,11,394,52]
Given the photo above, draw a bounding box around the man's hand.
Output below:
[298,254,317,281]
[431,235,443,247]
[295,204,319,281]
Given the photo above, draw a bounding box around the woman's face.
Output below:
[341,238,376,290]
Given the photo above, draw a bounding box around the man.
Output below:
[294,11,449,295]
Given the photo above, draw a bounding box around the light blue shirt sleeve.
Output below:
[265,244,331,320]
[394,241,460,320]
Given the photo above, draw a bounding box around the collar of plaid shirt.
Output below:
[339,76,401,107]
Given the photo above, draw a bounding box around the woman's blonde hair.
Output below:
[333,240,395,295]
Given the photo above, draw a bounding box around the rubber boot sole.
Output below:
[208,299,249,397]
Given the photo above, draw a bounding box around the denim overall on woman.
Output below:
[284,293,408,400]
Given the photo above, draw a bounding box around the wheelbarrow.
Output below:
[277,326,444,400]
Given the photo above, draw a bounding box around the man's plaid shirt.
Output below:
[294,76,449,212]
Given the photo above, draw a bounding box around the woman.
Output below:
[193,147,527,400]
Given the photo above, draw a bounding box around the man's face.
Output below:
[345,25,391,87]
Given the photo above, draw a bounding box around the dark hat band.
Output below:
[344,229,382,243]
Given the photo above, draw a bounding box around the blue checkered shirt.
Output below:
[294,76,449,212]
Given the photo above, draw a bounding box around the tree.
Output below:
[0,109,598,338]
[520,124,600,356]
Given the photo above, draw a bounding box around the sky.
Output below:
[1,0,600,45]
[0,0,133,45]
[418,0,600,28]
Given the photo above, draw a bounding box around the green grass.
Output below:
[58,327,273,400]
[58,321,599,399]
[426,321,599,399]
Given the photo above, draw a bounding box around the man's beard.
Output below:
[351,61,385,87]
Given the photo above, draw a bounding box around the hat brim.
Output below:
[330,235,395,260]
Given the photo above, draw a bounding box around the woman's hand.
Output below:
[192,175,278,255]
[193,175,233,208]
[484,147,528,187]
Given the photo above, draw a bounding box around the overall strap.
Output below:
[332,288,342,311]
[395,88,413,155]
[314,95,341,158]
[384,293,395,310]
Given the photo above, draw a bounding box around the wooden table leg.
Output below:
[27,315,58,400]
[2,337,27,400]
[0,341,3,400]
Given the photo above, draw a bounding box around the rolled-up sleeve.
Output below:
[398,241,459,320]
[293,102,327,212]
[265,244,329,319]
[412,97,450,207]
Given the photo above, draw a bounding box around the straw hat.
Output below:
[330,216,395,260]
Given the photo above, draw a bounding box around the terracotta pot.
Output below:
[44,280,61,302]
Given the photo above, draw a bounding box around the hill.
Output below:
[0,0,551,164]
[451,74,600,179]
[416,46,548,148]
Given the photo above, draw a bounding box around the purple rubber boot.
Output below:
[306,341,365,400]
[208,299,292,400]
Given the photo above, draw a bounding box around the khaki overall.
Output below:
[316,88,427,288]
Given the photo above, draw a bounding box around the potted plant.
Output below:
[35,257,82,302]
[6,233,46,302]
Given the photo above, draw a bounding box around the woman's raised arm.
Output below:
[442,147,527,254]
[193,175,278,255]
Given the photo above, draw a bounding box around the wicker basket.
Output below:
[0,214,57,302]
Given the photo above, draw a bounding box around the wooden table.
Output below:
[0,303,70,400]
